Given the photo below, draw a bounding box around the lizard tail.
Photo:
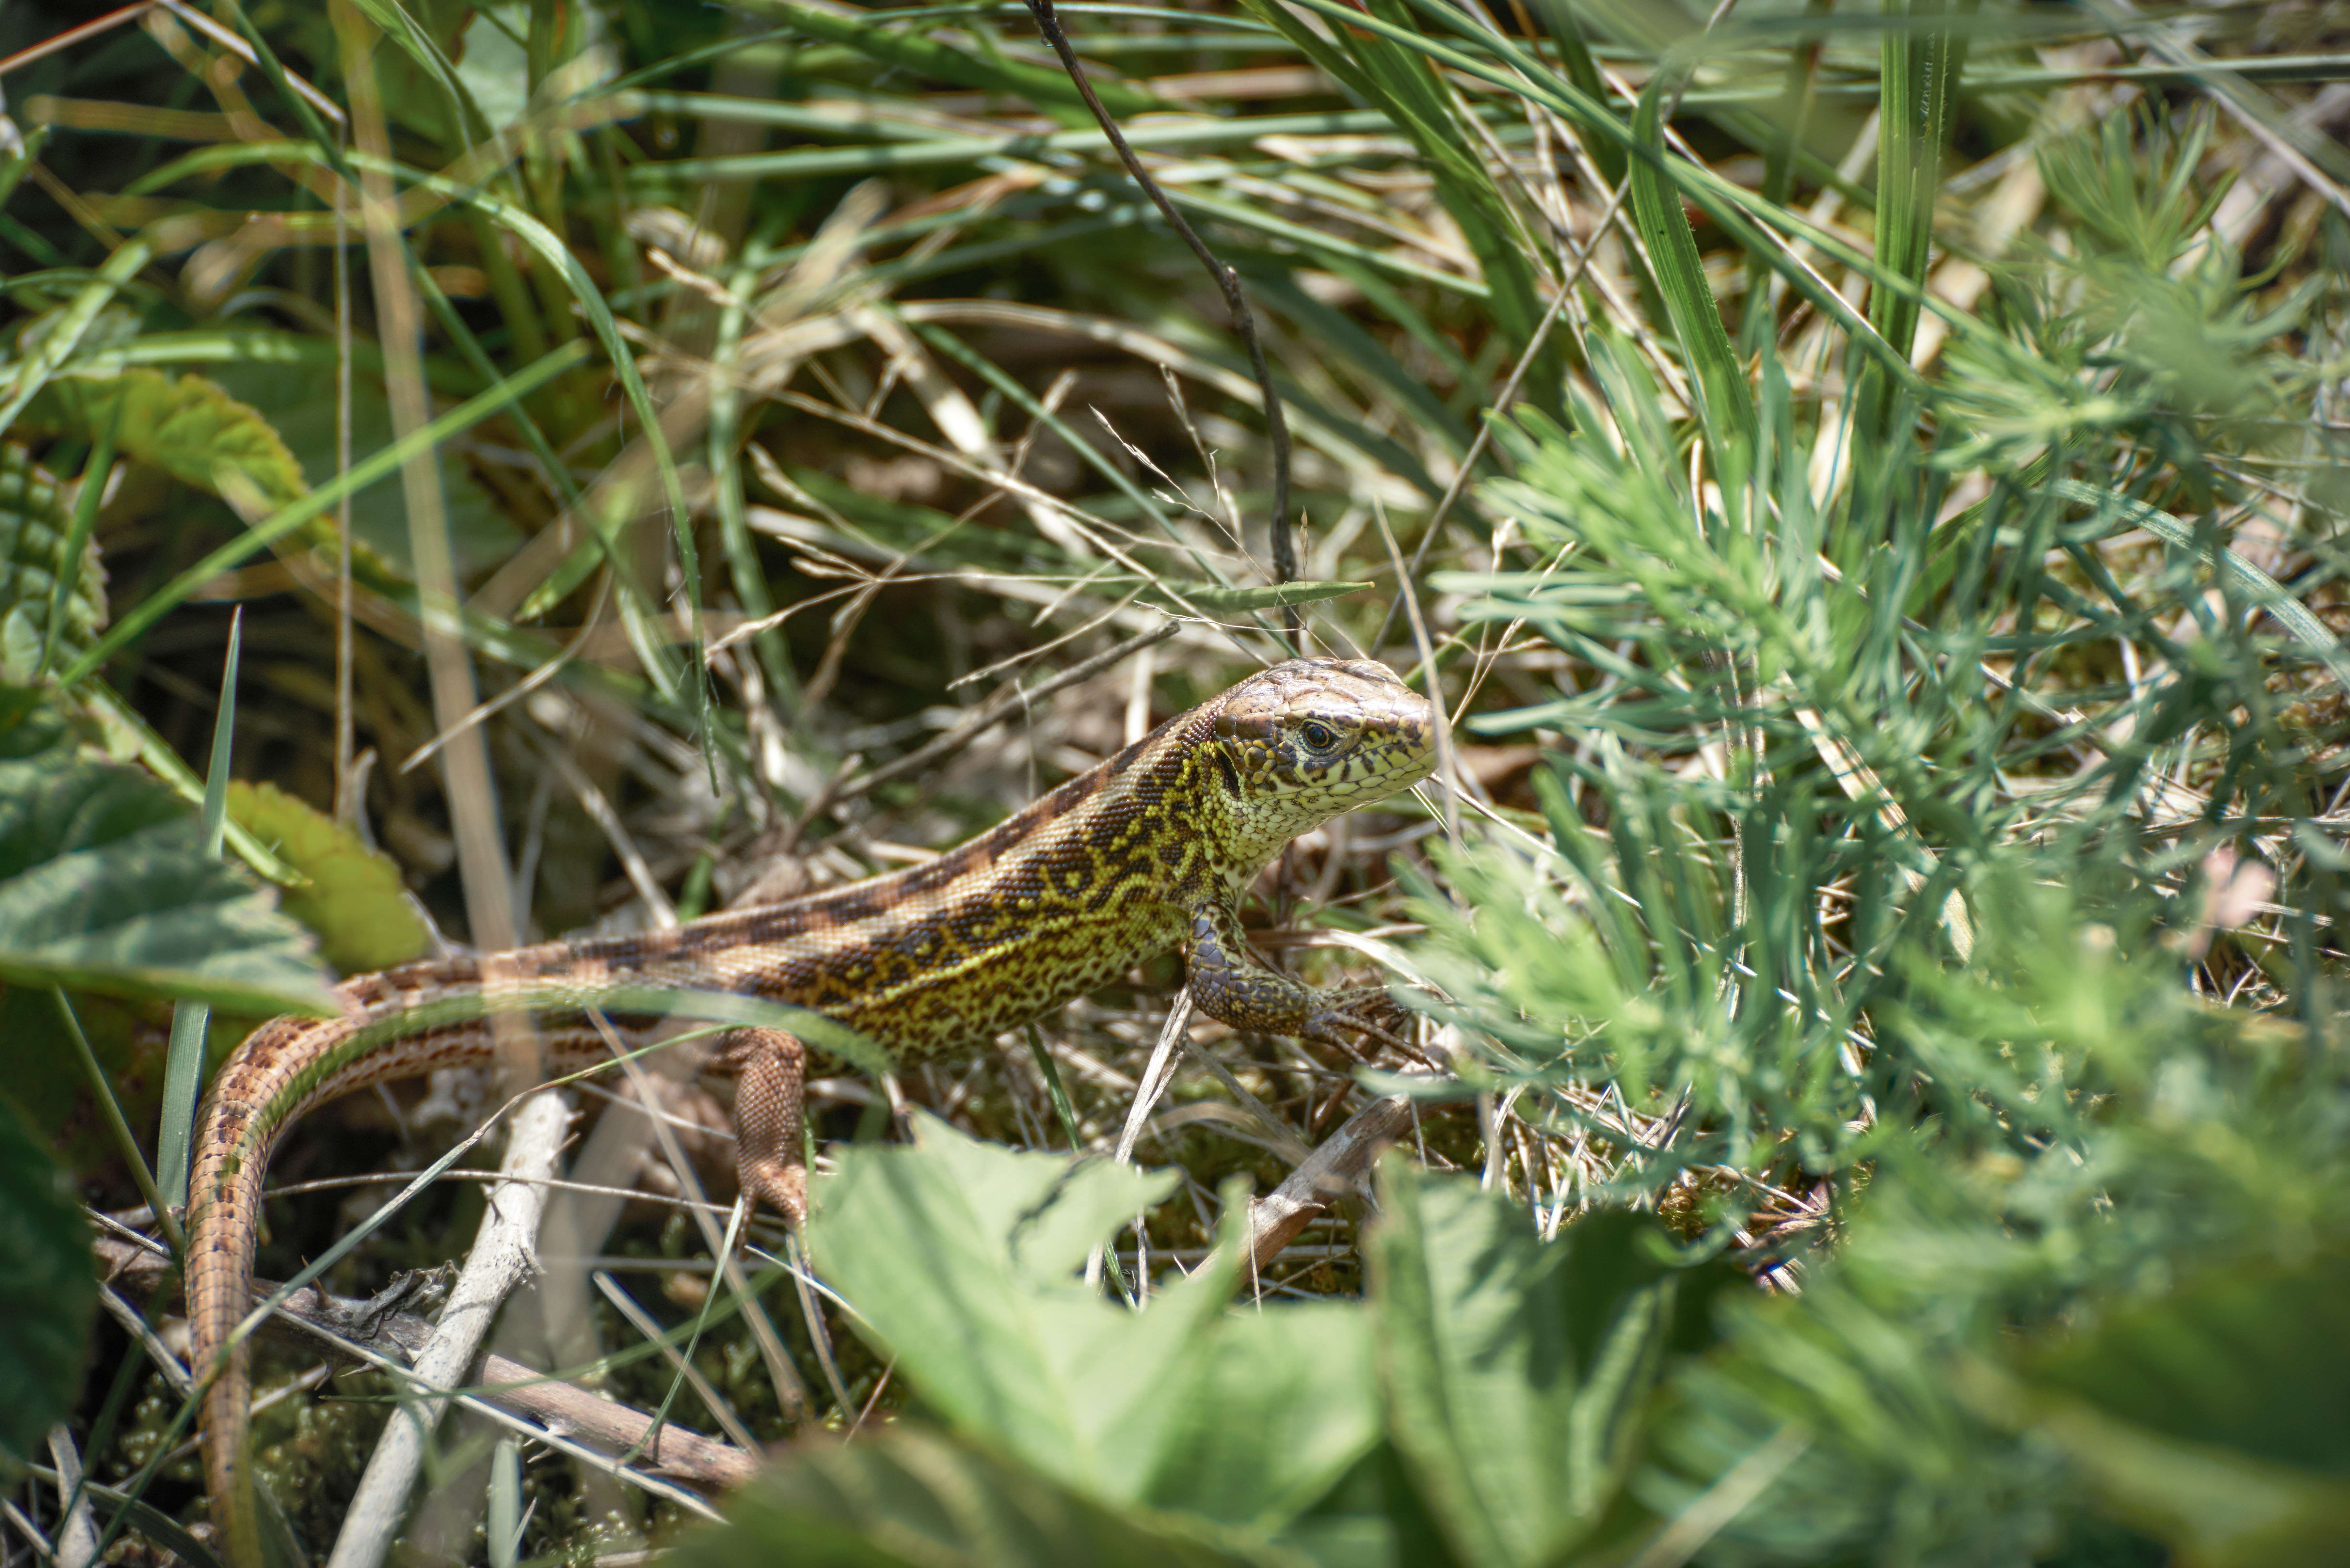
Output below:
[187,1031,306,1568]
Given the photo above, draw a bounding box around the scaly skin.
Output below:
[186,657,1435,1563]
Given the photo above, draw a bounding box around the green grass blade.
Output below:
[156,608,241,1211]
[1629,72,1755,473]
[58,338,589,689]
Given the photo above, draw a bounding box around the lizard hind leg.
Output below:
[715,1027,809,1230]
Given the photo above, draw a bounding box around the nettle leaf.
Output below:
[1368,1160,1728,1568]
[0,1093,95,1463]
[22,367,305,507]
[226,781,428,975]
[680,1424,1299,1568]
[809,1115,1380,1534]
[2010,1247,2350,1566]
[0,758,335,1015]
[0,446,105,681]
[16,368,412,584]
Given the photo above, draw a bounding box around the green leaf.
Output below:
[1368,1160,1718,1568]
[0,758,336,1015]
[0,446,106,682]
[1989,1246,2350,1565]
[0,1092,96,1463]
[1140,1302,1378,1533]
[677,1424,1303,1568]
[58,337,589,689]
[21,367,304,509]
[226,781,428,975]
[809,1116,1380,1530]
[2005,1395,2350,1568]
[13,368,424,585]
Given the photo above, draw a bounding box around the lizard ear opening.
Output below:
[1210,749,1244,796]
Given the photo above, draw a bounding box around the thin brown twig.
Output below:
[1018,0,1297,631]
[93,1237,758,1493]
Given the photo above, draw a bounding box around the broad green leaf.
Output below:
[809,1113,1187,1487]
[58,337,589,689]
[0,447,106,682]
[809,1116,1379,1530]
[2004,1394,2350,1568]
[1141,1303,1378,1532]
[1948,1243,2350,1567]
[21,367,305,509]
[678,1424,1302,1568]
[1368,1160,1720,1568]
[0,1093,95,1463]
[0,758,336,1015]
[226,782,428,975]
[2017,1248,2350,1560]
[16,367,421,584]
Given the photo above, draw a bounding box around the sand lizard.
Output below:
[186,657,1436,1562]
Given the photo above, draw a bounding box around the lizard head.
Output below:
[1203,657,1438,859]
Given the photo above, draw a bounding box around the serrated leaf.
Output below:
[679,1424,1302,1568]
[22,365,304,504]
[0,758,335,1015]
[1368,1160,1723,1568]
[204,358,513,583]
[0,446,106,682]
[809,1116,1378,1530]
[0,1091,96,1463]
[226,781,427,975]
[2005,1246,2350,1565]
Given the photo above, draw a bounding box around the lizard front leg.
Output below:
[1180,898,1408,1052]
[711,1028,808,1228]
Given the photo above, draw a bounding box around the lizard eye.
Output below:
[1299,721,1338,751]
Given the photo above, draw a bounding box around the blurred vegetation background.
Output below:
[1,0,2347,1563]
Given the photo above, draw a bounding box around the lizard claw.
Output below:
[1304,986,1427,1063]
